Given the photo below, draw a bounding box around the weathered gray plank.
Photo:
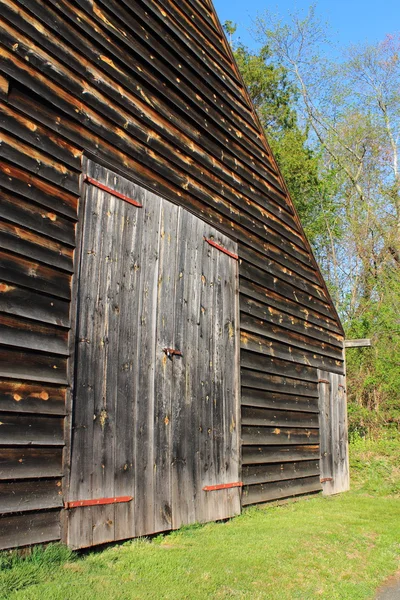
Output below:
[153,196,179,532]
[0,511,61,550]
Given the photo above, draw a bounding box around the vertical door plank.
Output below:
[134,190,161,537]
[336,373,350,493]
[318,370,349,495]
[153,198,179,532]
[68,172,107,547]
[171,209,199,529]
[318,370,334,495]
[197,224,217,523]
[112,173,145,542]
[220,237,241,518]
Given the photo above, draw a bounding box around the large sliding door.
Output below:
[66,161,240,548]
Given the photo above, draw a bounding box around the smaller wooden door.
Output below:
[66,161,240,548]
[318,370,350,495]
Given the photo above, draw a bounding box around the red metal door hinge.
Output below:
[84,176,142,208]
[203,482,243,492]
[163,347,182,360]
[204,237,238,260]
[65,495,133,509]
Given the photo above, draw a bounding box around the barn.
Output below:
[0,0,349,550]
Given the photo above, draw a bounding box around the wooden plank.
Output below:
[219,224,241,521]
[242,476,322,506]
[241,313,343,361]
[344,339,371,348]
[133,189,161,538]
[0,73,9,100]
[8,76,292,230]
[0,100,82,170]
[111,170,145,543]
[240,296,343,349]
[0,380,66,415]
[0,447,63,479]
[0,189,76,246]
[0,282,70,327]
[241,388,319,413]
[153,197,178,532]
[0,479,63,514]
[171,207,197,529]
[0,129,79,194]
[337,373,350,493]
[0,160,78,220]
[241,369,319,398]
[0,347,67,384]
[0,13,288,237]
[318,371,334,495]
[240,350,318,382]
[239,244,320,290]
[242,460,320,485]
[240,262,333,319]
[33,0,282,199]
[242,407,319,428]
[239,277,342,335]
[241,331,345,374]
[0,51,301,281]
[0,510,61,550]
[0,414,64,445]
[0,314,68,356]
[242,444,320,465]
[0,219,74,272]
[155,0,236,78]
[0,249,71,300]
[242,425,319,446]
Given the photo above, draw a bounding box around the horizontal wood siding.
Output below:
[0,0,345,548]
[0,75,79,548]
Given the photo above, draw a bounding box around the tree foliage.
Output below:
[225,15,400,434]
[224,22,338,250]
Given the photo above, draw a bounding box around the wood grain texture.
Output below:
[318,368,350,495]
[0,447,63,480]
[0,0,348,549]
[68,164,239,547]
[0,511,61,550]
[242,475,322,506]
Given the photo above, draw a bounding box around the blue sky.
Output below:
[213,0,399,51]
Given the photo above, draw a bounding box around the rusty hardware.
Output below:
[163,347,183,360]
[204,237,239,260]
[203,481,243,491]
[320,477,333,483]
[318,379,330,384]
[338,384,346,392]
[65,495,133,509]
[84,176,143,208]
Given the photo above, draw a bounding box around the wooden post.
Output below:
[344,339,371,348]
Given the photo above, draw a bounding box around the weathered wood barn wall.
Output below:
[0,0,348,549]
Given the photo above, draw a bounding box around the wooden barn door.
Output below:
[318,370,350,495]
[66,161,240,548]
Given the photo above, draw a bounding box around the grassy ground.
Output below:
[1,435,399,600]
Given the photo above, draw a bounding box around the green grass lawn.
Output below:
[1,435,399,600]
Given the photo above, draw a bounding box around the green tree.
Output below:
[225,28,339,252]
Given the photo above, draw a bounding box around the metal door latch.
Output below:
[163,348,182,360]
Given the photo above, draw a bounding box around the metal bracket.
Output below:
[203,482,243,491]
[320,477,333,483]
[204,237,238,260]
[84,176,142,208]
[163,347,182,360]
[65,495,133,509]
